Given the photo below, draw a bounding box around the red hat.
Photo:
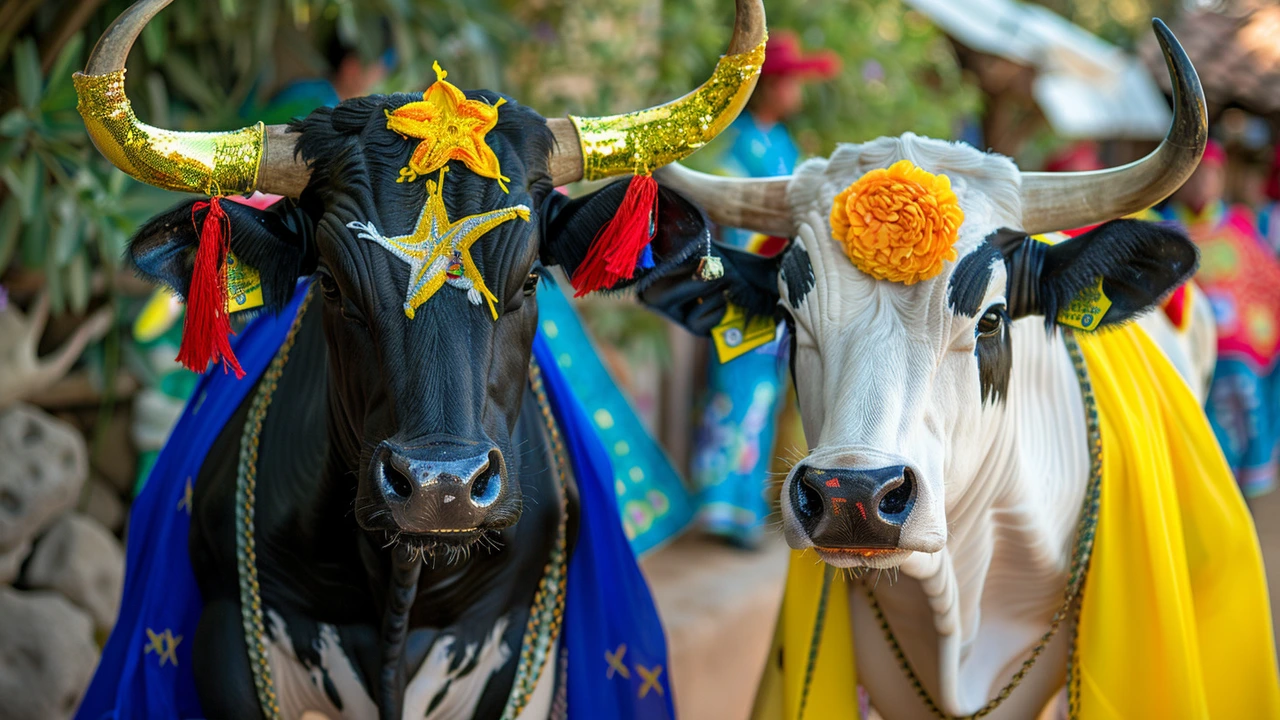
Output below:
[761,31,840,79]
[1044,141,1102,173]
[1201,139,1226,166]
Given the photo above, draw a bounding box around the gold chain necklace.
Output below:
[234,290,568,719]
[857,330,1102,720]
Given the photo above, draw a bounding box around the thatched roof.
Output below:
[1142,3,1280,118]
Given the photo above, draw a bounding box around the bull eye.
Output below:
[522,271,540,297]
[319,273,341,302]
[977,305,1005,337]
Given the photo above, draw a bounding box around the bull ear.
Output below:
[130,197,319,312]
[1001,219,1197,330]
[539,183,781,334]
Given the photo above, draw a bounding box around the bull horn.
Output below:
[75,0,308,197]
[547,0,767,186]
[1018,19,1206,235]
[653,163,795,238]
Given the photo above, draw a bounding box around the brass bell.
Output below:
[695,255,724,281]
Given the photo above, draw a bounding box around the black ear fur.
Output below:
[129,197,318,312]
[538,182,706,292]
[636,243,782,335]
[538,182,782,334]
[1000,219,1198,329]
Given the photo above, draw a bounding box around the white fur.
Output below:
[776,135,1206,718]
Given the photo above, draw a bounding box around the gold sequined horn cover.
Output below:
[74,0,278,196]
[547,0,767,185]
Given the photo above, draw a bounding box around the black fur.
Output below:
[130,197,316,313]
[780,245,814,309]
[1019,219,1198,330]
[947,241,1001,318]
[976,306,1013,404]
[132,81,714,719]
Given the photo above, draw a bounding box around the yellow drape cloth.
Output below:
[752,325,1280,719]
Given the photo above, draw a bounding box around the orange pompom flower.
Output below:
[829,159,964,285]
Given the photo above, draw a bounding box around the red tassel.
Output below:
[570,174,658,297]
[176,197,244,379]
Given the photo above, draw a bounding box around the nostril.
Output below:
[793,472,823,525]
[879,467,914,517]
[470,450,503,508]
[384,460,413,500]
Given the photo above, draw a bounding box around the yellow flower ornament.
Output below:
[829,159,964,285]
[386,62,511,191]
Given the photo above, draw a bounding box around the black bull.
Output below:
[131,91,781,717]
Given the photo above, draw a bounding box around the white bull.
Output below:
[655,20,1243,720]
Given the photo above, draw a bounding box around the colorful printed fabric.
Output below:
[690,112,798,545]
[1166,201,1280,368]
[1162,201,1280,495]
[537,279,693,556]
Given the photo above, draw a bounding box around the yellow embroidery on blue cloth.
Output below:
[347,167,530,320]
[605,644,631,679]
[144,628,182,667]
[177,477,193,515]
[636,664,665,698]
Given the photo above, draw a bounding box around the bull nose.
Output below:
[375,441,511,533]
[791,465,916,549]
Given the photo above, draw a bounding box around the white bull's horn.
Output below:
[1018,19,1207,235]
[653,163,795,237]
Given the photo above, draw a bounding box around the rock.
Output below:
[22,514,124,635]
[83,477,126,534]
[0,538,29,584]
[0,587,98,720]
[0,404,87,554]
[91,406,137,495]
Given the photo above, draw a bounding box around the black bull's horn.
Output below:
[658,19,1207,239]
[75,0,768,197]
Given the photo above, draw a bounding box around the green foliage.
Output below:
[657,0,983,159]
[0,0,979,327]
[1033,0,1180,48]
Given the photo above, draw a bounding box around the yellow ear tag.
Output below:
[712,303,778,363]
[225,251,264,314]
[1057,276,1112,331]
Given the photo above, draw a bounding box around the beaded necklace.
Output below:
[862,330,1101,719]
[797,330,1102,720]
[234,291,568,719]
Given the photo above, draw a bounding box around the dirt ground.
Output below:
[1251,490,1280,655]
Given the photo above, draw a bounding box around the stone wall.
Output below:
[0,403,124,719]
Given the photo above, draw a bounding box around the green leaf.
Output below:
[20,207,47,268]
[0,110,30,138]
[0,195,20,274]
[142,19,168,63]
[44,33,85,98]
[163,55,220,112]
[12,153,43,221]
[67,251,90,315]
[13,38,42,112]
[45,245,65,316]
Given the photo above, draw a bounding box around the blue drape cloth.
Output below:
[80,282,674,720]
[533,333,677,720]
[78,283,312,720]
[535,281,692,557]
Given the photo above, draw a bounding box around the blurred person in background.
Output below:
[1161,140,1280,498]
[261,23,394,122]
[1042,140,1103,173]
[690,31,838,547]
[1255,146,1280,257]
